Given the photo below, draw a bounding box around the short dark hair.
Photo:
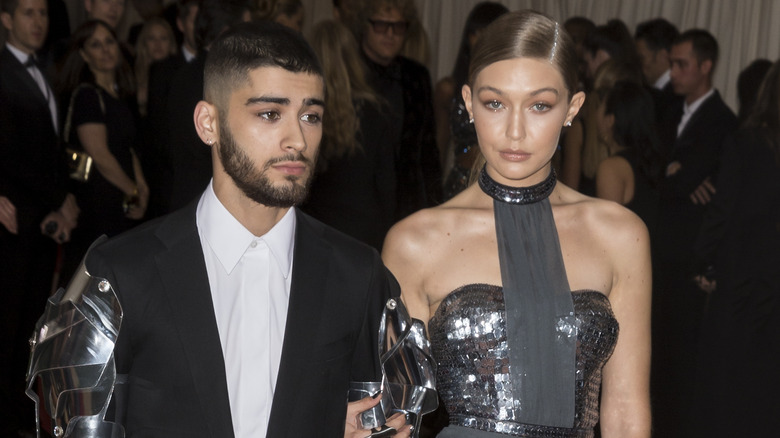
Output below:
[674,29,718,68]
[177,0,199,21]
[204,20,322,112]
[194,0,249,54]
[0,0,19,15]
[635,18,679,52]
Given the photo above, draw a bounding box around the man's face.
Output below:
[177,4,198,53]
[361,6,406,66]
[670,41,709,99]
[214,67,324,207]
[636,38,667,85]
[0,0,48,54]
[84,0,125,29]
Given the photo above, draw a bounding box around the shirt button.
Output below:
[250,241,257,248]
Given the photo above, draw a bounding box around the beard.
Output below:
[218,119,315,208]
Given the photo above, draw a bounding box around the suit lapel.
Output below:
[154,203,235,437]
[1,49,50,106]
[678,91,719,143]
[266,211,333,437]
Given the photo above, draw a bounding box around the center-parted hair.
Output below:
[203,20,323,111]
[468,10,579,99]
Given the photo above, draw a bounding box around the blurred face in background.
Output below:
[177,3,198,53]
[274,5,304,33]
[80,23,120,74]
[0,0,49,54]
[84,0,125,29]
[362,6,406,66]
[143,22,174,61]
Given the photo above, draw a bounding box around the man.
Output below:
[0,0,77,434]
[167,0,251,211]
[83,21,408,437]
[634,18,682,138]
[143,0,199,218]
[357,0,441,219]
[635,18,679,93]
[652,29,738,438]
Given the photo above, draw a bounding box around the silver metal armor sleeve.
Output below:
[26,236,125,437]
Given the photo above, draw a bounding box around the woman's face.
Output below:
[80,24,119,74]
[463,57,585,186]
[144,23,173,61]
[595,99,614,143]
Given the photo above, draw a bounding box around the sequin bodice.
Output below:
[429,285,619,436]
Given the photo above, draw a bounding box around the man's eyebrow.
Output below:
[245,96,290,106]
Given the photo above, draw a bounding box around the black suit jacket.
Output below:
[0,47,67,231]
[656,90,738,264]
[86,202,397,437]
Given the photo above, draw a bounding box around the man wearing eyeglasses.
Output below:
[356,0,442,221]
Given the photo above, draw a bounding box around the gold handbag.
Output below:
[63,84,104,182]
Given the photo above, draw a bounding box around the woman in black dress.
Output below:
[57,20,147,282]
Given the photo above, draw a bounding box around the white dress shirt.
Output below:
[182,44,196,63]
[6,42,58,134]
[196,182,295,437]
[677,88,715,137]
[654,69,671,90]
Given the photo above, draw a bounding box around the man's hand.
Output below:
[690,177,716,205]
[694,275,717,293]
[345,395,411,438]
[0,196,18,234]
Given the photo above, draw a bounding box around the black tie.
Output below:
[24,55,38,68]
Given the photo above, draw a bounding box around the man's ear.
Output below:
[194,100,219,146]
[1,12,13,32]
[462,84,473,121]
[700,59,713,76]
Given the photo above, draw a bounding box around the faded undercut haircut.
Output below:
[203,20,323,113]
[468,10,579,99]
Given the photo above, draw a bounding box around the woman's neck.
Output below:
[92,70,117,97]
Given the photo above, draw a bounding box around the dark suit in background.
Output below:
[651,89,737,437]
[88,203,397,437]
[166,56,212,210]
[0,46,68,434]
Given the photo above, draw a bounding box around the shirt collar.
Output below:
[654,69,671,90]
[196,181,296,278]
[182,45,196,63]
[5,42,32,65]
[684,88,715,115]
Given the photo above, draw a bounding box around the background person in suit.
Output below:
[0,0,78,434]
[651,28,738,438]
[82,21,410,437]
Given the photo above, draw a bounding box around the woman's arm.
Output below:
[77,123,138,199]
[599,210,652,438]
[127,149,149,220]
[595,156,630,204]
[382,217,432,325]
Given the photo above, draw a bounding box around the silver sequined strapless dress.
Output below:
[429,284,619,437]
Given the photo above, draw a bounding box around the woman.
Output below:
[383,10,651,437]
[595,80,663,233]
[57,20,148,283]
[689,59,780,437]
[134,16,177,117]
[434,2,508,200]
[253,0,304,32]
[302,19,396,250]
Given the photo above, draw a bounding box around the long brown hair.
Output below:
[309,19,379,160]
[744,58,780,161]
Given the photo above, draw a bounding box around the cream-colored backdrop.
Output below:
[61,0,780,112]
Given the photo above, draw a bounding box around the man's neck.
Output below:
[5,40,35,56]
[212,176,290,237]
[685,83,712,105]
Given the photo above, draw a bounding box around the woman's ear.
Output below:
[193,101,219,147]
[462,84,473,121]
[565,91,586,125]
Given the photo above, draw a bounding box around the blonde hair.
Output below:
[309,19,379,160]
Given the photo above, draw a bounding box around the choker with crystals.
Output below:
[477,165,557,205]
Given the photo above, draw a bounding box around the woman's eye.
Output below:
[486,100,503,110]
[532,103,551,112]
[301,113,322,124]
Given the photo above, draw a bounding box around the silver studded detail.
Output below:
[98,280,110,293]
[386,299,397,310]
[54,425,64,436]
